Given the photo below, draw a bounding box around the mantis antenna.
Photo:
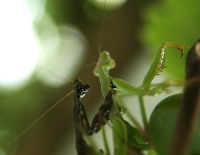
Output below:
[8,90,74,147]
[98,0,107,54]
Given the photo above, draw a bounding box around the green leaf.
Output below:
[113,116,128,155]
[149,94,200,155]
[124,120,150,150]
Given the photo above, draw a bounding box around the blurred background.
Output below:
[0,0,199,154]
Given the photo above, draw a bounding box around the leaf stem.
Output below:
[102,127,110,155]
[138,95,148,130]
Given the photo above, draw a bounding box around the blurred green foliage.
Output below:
[2,0,198,154]
[141,0,200,80]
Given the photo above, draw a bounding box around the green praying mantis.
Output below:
[73,41,189,155]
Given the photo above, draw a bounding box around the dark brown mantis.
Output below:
[72,78,119,155]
